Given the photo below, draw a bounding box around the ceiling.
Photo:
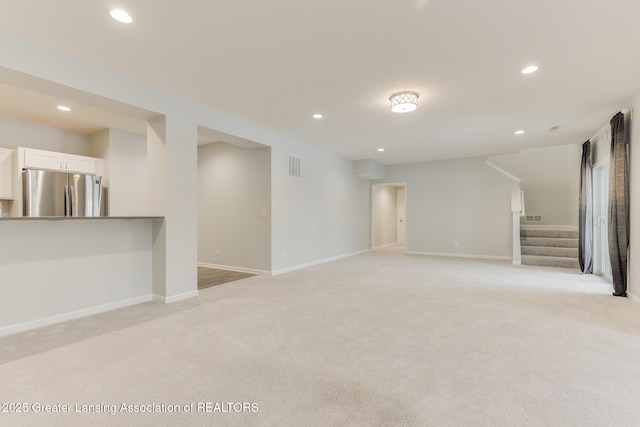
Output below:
[0,82,148,135]
[1,0,640,164]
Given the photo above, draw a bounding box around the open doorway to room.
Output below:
[371,183,407,251]
[593,162,612,279]
[196,126,271,289]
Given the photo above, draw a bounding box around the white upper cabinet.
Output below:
[23,148,62,171]
[61,153,97,174]
[0,147,14,199]
[22,148,99,175]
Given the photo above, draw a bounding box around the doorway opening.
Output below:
[371,183,407,251]
[593,162,612,279]
[196,126,272,286]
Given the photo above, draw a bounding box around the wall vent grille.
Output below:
[524,214,543,223]
[289,155,301,178]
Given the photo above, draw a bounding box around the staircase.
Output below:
[520,226,579,269]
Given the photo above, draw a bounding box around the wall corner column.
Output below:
[147,114,198,302]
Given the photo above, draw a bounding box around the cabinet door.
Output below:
[0,148,13,199]
[24,149,63,171]
[64,154,97,174]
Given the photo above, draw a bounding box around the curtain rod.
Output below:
[589,108,631,142]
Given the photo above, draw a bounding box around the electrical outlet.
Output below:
[216,248,220,255]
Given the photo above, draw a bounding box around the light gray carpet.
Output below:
[1,247,640,426]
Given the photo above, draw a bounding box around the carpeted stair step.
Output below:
[520,237,578,248]
[520,229,578,239]
[521,246,578,257]
[519,226,579,270]
[522,255,579,269]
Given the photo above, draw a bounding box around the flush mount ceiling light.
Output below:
[56,105,71,112]
[110,9,133,23]
[521,65,538,74]
[389,91,419,113]
[514,130,525,135]
[377,148,385,152]
[312,113,323,119]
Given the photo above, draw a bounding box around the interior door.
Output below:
[396,187,406,245]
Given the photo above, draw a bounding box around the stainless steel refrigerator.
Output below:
[23,169,103,217]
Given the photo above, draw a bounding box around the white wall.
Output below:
[90,129,110,168]
[198,142,271,272]
[270,142,371,273]
[0,116,91,155]
[149,114,198,301]
[372,184,398,248]
[489,144,581,226]
[377,157,520,259]
[0,219,153,335]
[91,128,148,216]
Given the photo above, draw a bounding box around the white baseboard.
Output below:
[628,292,640,306]
[272,249,370,275]
[512,260,522,265]
[197,262,269,275]
[0,294,152,337]
[406,251,512,262]
[152,290,199,304]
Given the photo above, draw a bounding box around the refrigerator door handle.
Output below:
[65,184,72,216]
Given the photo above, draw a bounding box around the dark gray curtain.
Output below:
[579,140,593,274]
[608,112,629,297]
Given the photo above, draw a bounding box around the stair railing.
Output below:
[511,190,525,265]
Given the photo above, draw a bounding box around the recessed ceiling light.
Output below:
[377,148,385,152]
[514,130,525,135]
[109,9,133,24]
[521,65,538,74]
[312,114,323,119]
[57,105,71,112]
